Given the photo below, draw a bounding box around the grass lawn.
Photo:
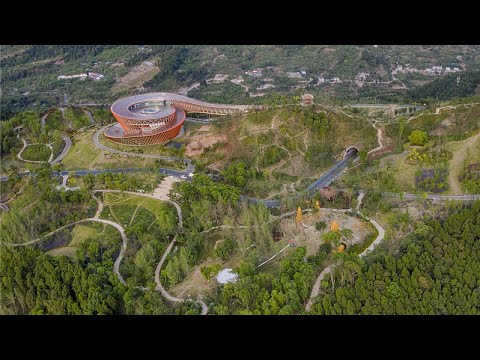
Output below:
[378,151,418,192]
[21,144,51,162]
[445,130,480,194]
[46,247,77,258]
[69,223,103,246]
[62,128,159,170]
[101,192,177,223]
[46,222,120,258]
[97,132,185,158]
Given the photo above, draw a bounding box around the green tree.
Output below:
[358,149,368,167]
[408,130,428,146]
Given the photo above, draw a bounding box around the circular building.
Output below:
[107,96,185,146]
[106,92,261,146]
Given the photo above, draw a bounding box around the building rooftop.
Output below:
[111,92,255,120]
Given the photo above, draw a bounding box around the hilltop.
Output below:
[3,45,480,119]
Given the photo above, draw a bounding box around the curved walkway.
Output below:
[50,135,72,165]
[305,191,385,312]
[3,191,128,285]
[17,139,49,164]
[3,186,206,312]
[17,136,72,166]
[93,188,207,314]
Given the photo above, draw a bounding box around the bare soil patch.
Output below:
[185,133,227,157]
[112,62,160,93]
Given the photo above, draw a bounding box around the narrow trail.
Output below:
[93,187,207,314]
[4,190,128,285]
[267,115,292,172]
[448,131,480,195]
[5,185,207,313]
[17,135,72,165]
[305,191,385,312]
[367,120,384,154]
[17,139,48,164]
[128,203,143,227]
[40,112,50,134]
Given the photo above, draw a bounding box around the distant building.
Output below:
[287,72,303,79]
[301,93,314,106]
[318,77,325,83]
[87,72,104,80]
[356,72,369,81]
[245,68,263,78]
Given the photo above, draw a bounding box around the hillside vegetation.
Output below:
[188,104,376,198]
[310,202,480,315]
[3,45,480,119]
[408,70,480,101]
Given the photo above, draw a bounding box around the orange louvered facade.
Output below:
[105,93,260,146]
[105,107,185,146]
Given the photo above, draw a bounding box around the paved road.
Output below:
[41,112,49,133]
[241,153,356,208]
[344,103,426,111]
[50,135,72,165]
[383,192,480,201]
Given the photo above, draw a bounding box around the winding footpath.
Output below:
[17,135,72,166]
[305,191,385,312]
[50,136,72,165]
[17,139,51,164]
[4,191,128,284]
[93,189,208,315]
[3,185,207,314]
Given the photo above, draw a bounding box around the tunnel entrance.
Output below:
[344,146,359,159]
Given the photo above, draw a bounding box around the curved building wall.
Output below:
[106,92,261,146]
[105,107,185,146]
[113,112,177,135]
